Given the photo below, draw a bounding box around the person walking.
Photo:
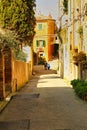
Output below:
[47,63,50,70]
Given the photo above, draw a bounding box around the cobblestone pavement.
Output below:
[0,70,87,130]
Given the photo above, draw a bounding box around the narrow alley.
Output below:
[0,69,87,130]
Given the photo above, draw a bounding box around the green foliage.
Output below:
[81,60,87,70]
[0,0,36,45]
[38,57,46,65]
[75,85,87,99]
[71,79,87,100]
[0,29,18,49]
[63,0,68,14]
[0,28,27,62]
[70,79,80,89]
[73,51,87,70]
[77,26,83,38]
[73,51,86,62]
[14,49,27,62]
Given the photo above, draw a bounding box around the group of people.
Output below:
[44,61,50,70]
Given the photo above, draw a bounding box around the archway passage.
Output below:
[53,44,59,58]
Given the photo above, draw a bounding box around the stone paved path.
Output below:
[0,70,87,130]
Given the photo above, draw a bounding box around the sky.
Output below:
[35,0,58,21]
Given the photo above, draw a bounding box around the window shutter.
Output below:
[38,24,42,30]
[43,40,45,47]
[36,40,39,47]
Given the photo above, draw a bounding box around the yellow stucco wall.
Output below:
[33,17,56,62]
[12,56,32,92]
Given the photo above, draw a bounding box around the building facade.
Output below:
[33,14,57,63]
[58,0,87,81]
[58,0,68,78]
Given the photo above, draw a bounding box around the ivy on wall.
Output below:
[63,0,68,14]
[77,26,83,38]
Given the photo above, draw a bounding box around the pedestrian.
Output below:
[47,63,50,70]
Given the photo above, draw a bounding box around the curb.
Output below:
[0,93,17,113]
[0,100,10,113]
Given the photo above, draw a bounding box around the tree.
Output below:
[0,29,18,49]
[0,0,36,45]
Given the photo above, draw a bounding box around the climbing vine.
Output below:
[77,26,83,39]
[63,0,68,14]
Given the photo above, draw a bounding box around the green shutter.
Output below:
[36,40,39,47]
[43,40,45,47]
[38,24,42,30]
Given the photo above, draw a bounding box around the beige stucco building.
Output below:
[58,0,87,81]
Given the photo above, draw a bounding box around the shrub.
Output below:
[14,50,27,62]
[75,85,87,99]
[71,79,87,100]
[38,57,46,65]
[70,79,80,89]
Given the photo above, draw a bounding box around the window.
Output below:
[43,40,45,47]
[36,40,46,47]
[38,24,42,30]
